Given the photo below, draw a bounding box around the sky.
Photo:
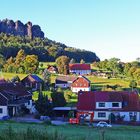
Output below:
[0,0,140,62]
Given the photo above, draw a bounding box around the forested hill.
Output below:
[0,19,100,62]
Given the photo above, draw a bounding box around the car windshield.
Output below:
[100,122,107,125]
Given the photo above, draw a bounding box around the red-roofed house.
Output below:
[69,64,91,75]
[47,66,58,74]
[77,91,140,122]
[71,76,91,93]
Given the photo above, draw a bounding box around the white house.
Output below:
[69,64,91,75]
[77,91,140,122]
[55,75,77,88]
[71,76,91,93]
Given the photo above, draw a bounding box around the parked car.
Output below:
[96,121,112,128]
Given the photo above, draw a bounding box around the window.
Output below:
[0,108,3,113]
[98,112,106,118]
[112,103,119,107]
[99,102,105,107]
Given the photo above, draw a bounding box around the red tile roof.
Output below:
[77,92,95,111]
[69,64,91,70]
[77,91,140,111]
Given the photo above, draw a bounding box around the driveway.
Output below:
[11,115,43,123]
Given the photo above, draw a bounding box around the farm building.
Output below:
[55,75,77,88]
[69,64,91,75]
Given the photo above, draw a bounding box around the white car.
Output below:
[96,121,112,128]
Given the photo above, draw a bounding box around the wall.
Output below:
[70,70,91,75]
[94,111,110,121]
[55,83,70,88]
[0,106,8,118]
[71,87,90,93]
[96,102,122,109]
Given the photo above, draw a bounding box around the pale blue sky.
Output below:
[0,0,140,62]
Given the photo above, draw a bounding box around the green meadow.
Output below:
[0,122,140,140]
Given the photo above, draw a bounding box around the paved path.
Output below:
[11,115,43,123]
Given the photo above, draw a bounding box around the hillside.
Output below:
[0,19,100,62]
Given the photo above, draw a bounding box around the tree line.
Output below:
[94,57,140,81]
[0,33,99,63]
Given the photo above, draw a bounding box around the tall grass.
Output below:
[0,126,67,140]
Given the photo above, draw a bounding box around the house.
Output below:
[77,91,140,122]
[21,74,43,91]
[55,76,77,88]
[47,65,57,74]
[0,82,32,118]
[71,76,91,93]
[69,64,91,75]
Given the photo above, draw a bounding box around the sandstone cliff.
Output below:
[0,19,44,38]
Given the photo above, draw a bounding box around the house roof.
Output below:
[55,75,77,84]
[77,91,95,111]
[47,66,57,71]
[21,74,43,83]
[69,64,91,70]
[72,76,90,84]
[0,78,7,84]
[0,83,32,100]
[94,91,123,102]
[77,91,140,111]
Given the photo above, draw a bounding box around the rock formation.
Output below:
[0,19,44,38]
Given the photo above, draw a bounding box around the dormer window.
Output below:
[112,103,119,107]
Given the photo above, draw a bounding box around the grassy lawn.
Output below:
[0,72,27,80]
[39,62,56,69]
[33,91,52,100]
[87,76,131,90]
[0,122,140,140]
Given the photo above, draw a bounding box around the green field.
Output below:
[0,122,140,140]
[39,62,56,69]
[0,72,27,80]
[87,76,131,90]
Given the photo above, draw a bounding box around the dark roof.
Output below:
[0,78,7,84]
[0,83,32,100]
[77,91,95,111]
[55,76,77,84]
[69,64,91,70]
[21,74,43,83]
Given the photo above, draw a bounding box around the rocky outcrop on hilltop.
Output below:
[0,19,44,38]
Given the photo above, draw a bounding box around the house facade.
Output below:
[71,76,91,93]
[69,64,91,75]
[0,83,33,118]
[55,76,77,88]
[21,74,43,91]
[77,91,140,122]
